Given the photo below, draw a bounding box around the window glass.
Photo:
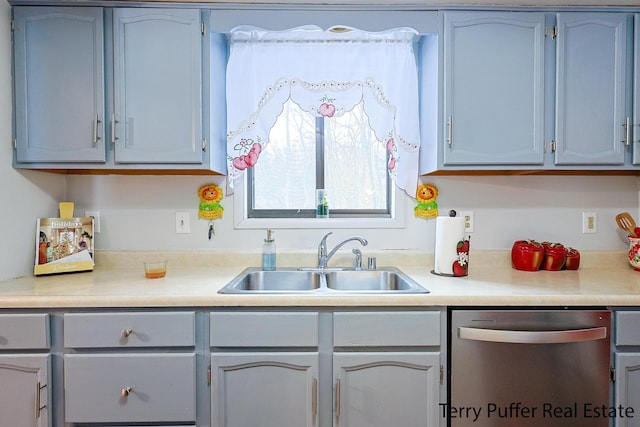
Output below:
[250,100,389,217]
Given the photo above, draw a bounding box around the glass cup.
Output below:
[144,260,167,279]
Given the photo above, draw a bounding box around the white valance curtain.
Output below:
[226,25,420,197]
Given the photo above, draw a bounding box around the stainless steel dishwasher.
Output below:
[449,309,610,426]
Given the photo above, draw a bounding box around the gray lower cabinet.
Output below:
[334,352,440,427]
[65,353,196,423]
[210,311,320,426]
[210,310,443,427]
[63,311,197,425]
[333,311,441,427]
[0,314,51,427]
[614,311,640,427]
[211,352,320,426]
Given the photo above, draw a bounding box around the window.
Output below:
[225,26,420,228]
[249,100,390,218]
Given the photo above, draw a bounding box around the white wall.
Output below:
[0,0,66,281]
[2,0,639,281]
[66,174,640,254]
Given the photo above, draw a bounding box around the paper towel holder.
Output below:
[431,210,470,277]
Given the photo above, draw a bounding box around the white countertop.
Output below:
[1,250,639,308]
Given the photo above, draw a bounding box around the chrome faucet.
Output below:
[317,232,368,269]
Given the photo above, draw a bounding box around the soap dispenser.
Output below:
[262,229,276,271]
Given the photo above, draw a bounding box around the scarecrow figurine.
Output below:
[198,184,224,239]
[198,184,224,220]
[414,183,439,219]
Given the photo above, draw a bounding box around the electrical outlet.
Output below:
[175,211,191,234]
[459,210,474,233]
[582,212,597,234]
[85,210,100,233]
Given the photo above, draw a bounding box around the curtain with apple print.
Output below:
[225,25,420,197]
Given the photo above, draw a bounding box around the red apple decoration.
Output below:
[541,242,566,271]
[512,240,544,271]
[563,247,580,270]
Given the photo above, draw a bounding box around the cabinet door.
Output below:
[13,7,105,163]
[0,354,50,427]
[443,12,545,166]
[211,352,319,427]
[113,8,203,164]
[333,352,440,427]
[555,13,629,165]
[633,14,640,165]
[614,353,640,427]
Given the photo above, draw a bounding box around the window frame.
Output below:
[233,169,404,230]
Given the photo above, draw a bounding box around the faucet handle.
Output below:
[367,256,377,270]
[352,249,363,270]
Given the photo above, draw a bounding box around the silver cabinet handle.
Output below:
[312,378,318,418]
[335,378,341,420]
[120,386,133,397]
[92,115,101,146]
[623,117,631,146]
[458,326,607,344]
[447,116,453,146]
[35,381,46,419]
[121,328,132,338]
[111,114,119,147]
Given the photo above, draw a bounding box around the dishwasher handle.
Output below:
[458,326,607,344]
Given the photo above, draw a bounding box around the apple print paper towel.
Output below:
[434,216,466,276]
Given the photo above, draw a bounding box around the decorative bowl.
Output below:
[628,238,640,271]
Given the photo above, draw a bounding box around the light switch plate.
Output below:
[175,211,190,234]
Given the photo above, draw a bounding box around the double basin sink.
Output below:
[218,267,429,294]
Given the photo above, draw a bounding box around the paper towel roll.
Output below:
[434,216,466,275]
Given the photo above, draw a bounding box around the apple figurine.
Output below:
[541,242,566,271]
[511,240,545,271]
[451,238,470,277]
[563,247,580,270]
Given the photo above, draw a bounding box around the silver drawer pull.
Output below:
[120,328,133,338]
[120,386,133,398]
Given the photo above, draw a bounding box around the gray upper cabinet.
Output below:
[13,7,105,163]
[12,6,226,174]
[113,8,203,164]
[633,14,640,165]
[427,10,637,174]
[442,12,546,166]
[555,12,629,165]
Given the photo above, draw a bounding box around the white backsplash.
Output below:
[64,174,640,253]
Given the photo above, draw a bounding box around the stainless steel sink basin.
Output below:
[218,267,428,294]
[220,269,322,292]
[325,269,425,292]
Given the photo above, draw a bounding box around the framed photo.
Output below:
[34,217,94,276]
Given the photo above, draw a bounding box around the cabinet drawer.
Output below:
[64,312,195,348]
[334,311,440,347]
[211,312,319,347]
[616,311,640,345]
[64,353,196,423]
[0,313,49,349]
